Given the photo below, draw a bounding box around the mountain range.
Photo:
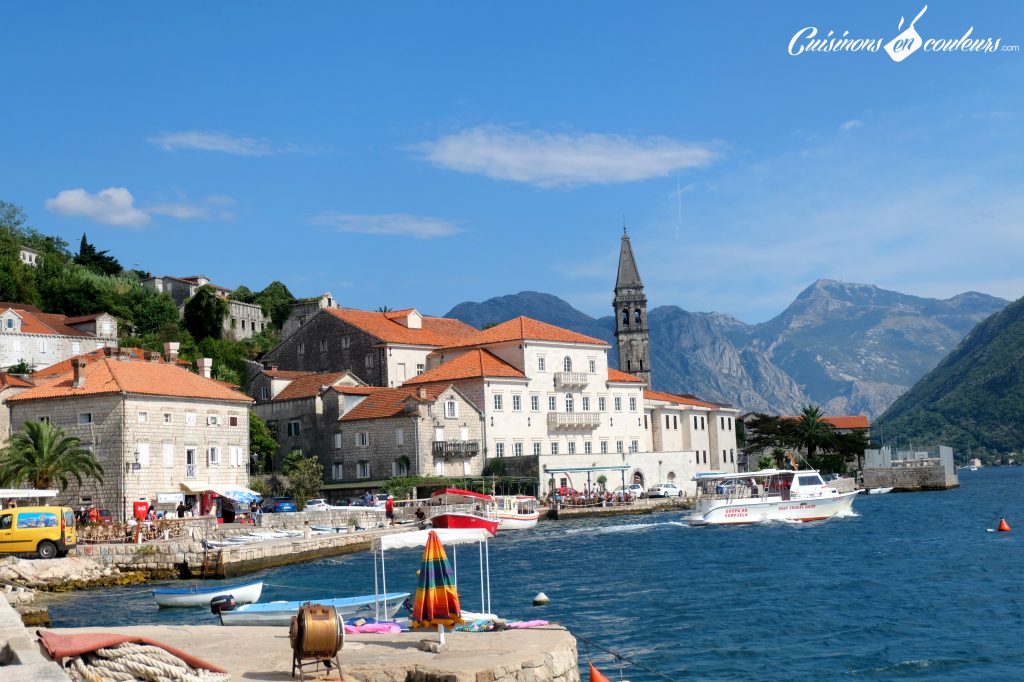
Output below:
[445,280,1008,420]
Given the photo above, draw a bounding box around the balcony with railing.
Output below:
[432,441,481,459]
[554,371,589,387]
[185,464,197,479]
[547,412,601,429]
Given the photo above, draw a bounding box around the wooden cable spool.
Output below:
[290,604,345,679]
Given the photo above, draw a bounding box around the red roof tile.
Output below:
[34,348,148,379]
[404,350,525,385]
[272,372,355,401]
[8,354,252,403]
[262,369,315,379]
[0,372,33,389]
[442,316,607,349]
[341,386,446,421]
[607,368,643,383]
[0,303,111,338]
[324,308,477,346]
[644,389,723,409]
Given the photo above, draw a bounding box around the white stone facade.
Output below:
[0,310,117,371]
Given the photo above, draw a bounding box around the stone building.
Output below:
[18,246,41,267]
[0,303,118,371]
[259,307,478,387]
[613,228,651,385]
[0,372,33,446]
[281,292,339,339]
[140,274,270,341]
[6,348,253,521]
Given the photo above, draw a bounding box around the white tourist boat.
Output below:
[684,469,861,526]
[492,495,540,530]
[152,580,263,608]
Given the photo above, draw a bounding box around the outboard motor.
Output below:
[210,595,237,615]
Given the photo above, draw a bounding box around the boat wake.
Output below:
[833,508,860,519]
[562,520,687,536]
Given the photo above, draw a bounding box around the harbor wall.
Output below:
[862,465,959,491]
[256,507,391,530]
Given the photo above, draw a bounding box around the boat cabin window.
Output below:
[797,475,824,486]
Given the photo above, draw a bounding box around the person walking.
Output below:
[176,501,186,518]
[385,495,395,527]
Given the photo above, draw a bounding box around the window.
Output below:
[721,416,725,430]
[629,397,637,411]
[693,415,698,429]
[673,415,678,430]
[332,463,343,480]
[208,446,220,465]
[622,308,629,324]
[495,442,505,458]
[287,420,301,437]
[701,416,705,430]
[568,441,576,454]
[163,413,172,424]
[665,415,671,429]
[530,395,540,411]
[695,452,700,464]
[614,397,622,412]
[395,428,405,445]
[78,413,92,425]
[260,386,269,400]
[548,396,556,411]
[341,336,351,349]
[564,394,574,413]
[616,441,624,453]
[513,442,524,457]
[186,413,197,426]
[512,394,522,411]
[598,397,606,412]
[532,442,542,456]
[730,448,735,462]
[563,356,572,372]
[207,414,220,426]
[334,433,342,449]
[582,396,590,411]
[635,308,642,324]
[356,432,369,447]
[459,426,469,441]
[230,318,237,329]
[728,417,733,431]
[365,355,374,369]
[357,461,370,479]
[550,442,559,455]
[703,450,708,464]
[241,319,246,330]
[229,415,238,427]
[584,441,592,454]
[230,445,241,467]
[589,359,596,373]
[416,363,424,375]
[162,443,173,467]
[4,319,11,329]
[630,440,639,453]
[72,341,80,354]
[137,443,150,466]
[38,416,50,424]
[444,400,458,419]
[297,342,305,356]
[493,394,503,411]
[319,339,327,352]
[435,460,444,476]
[600,441,608,453]
[537,356,546,372]
[393,460,409,477]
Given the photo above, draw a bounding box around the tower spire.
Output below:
[612,227,651,386]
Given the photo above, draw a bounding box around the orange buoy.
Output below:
[997,518,1011,532]
[589,662,611,682]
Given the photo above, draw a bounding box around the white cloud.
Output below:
[147,195,237,221]
[413,126,720,187]
[312,213,460,239]
[45,187,150,227]
[149,131,274,156]
[839,119,864,132]
[148,203,208,220]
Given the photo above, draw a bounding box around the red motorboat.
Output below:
[428,488,499,535]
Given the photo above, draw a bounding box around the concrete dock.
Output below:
[46,623,580,682]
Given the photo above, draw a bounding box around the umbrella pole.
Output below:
[452,545,458,593]
[374,545,380,620]
[485,538,491,615]
[438,623,446,645]
[479,540,484,614]
[381,548,388,621]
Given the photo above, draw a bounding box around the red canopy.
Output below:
[431,487,493,502]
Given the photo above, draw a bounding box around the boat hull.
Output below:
[430,512,499,535]
[685,491,860,526]
[496,512,540,530]
[153,581,263,608]
[219,592,410,626]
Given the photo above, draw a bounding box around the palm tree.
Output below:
[0,421,104,490]
[793,404,834,462]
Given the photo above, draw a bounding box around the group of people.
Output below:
[76,505,102,525]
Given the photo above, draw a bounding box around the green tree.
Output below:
[756,454,776,470]
[255,281,295,329]
[183,286,228,342]
[249,411,278,474]
[285,454,324,509]
[793,404,835,462]
[5,360,32,374]
[74,234,122,276]
[0,421,103,490]
[126,291,180,337]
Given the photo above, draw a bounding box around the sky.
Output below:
[1,1,1022,324]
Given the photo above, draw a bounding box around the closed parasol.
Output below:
[411,530,461,642]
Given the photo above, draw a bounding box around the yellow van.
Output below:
[0,506,77,559]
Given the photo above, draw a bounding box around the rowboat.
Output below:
[428,488,499,535]
[867,487,893,495]
[153,580,263,608]
[684,469,861,526]
[218,592,410,626]
[493,495,540,530]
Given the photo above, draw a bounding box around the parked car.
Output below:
[0,506,77,559]
[614,483,646,499]
[647,483,683,498]
[260,497,297,513]
[304,498,331,511]
[97,509,114,525]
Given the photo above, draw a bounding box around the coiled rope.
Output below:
[65,642,229,682]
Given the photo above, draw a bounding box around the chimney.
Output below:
[417,387,427,400]
[197,358,213,379]
[72,359,86,388]
[163,342,180,363]
[145,351,161,362]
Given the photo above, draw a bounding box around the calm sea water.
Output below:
[48,468,1024,681]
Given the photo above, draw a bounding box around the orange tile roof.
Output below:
[34,348,147,379]
[607,368,643,383]
[0,303,109,338]
[8,354,252,404]
[781,415,870,429]
[324,308,477,346]
[272,372,354,401]
[330,385,380,396]
[442,316,607,349]
[262,369,315,379]
[341,386,446,421]
[644,389,723,409]
[0,372,33,389]
[404,349,526,385]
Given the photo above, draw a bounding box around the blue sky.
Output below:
[1,1,1021,323]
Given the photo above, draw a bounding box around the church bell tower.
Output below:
[613,227,651,386]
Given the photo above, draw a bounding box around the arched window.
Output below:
[622,308,629,325]
[565,393,574,413]
[563,356,572,372]
[634,308,642,324]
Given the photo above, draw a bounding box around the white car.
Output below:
[647,483,683,498]
[304,498,331,511]
[614,483,646,499]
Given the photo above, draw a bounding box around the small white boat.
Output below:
[219,592,410,626]
[684,469,861,526]
[493,495,540,530]
[153,581,263,608]
[867,487,894,495]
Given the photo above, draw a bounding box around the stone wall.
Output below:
[261,311,386,385]
[863,465,959,491]
[257,508,388,529]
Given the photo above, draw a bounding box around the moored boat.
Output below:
[867,487,893,495]
[153,580,263,608]
[218,592,410,626]
[428,488,499,535]
[684,469,860,526]
[493,495,540,530]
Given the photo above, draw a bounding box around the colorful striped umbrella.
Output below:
[411,530,461,629]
